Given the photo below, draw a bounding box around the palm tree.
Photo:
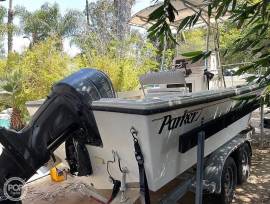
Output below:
[1,0,21,54]
[7,0,13,53]
[0,6,7,55]
[0,70,24,130]
[17,3,83,48]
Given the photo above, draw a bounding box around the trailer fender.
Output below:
[204,131,252,194]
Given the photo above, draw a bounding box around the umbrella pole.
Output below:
[205,16,211,90]
[176,34,179,57]
[214,20,226,88]
[161,36,167,71]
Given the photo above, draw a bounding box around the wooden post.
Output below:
[260,96,265,147]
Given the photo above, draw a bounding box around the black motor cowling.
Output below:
[0,68,115,202]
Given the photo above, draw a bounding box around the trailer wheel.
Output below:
[218,157,237,204]
[237,143,251,184]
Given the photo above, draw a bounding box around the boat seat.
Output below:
[139,70,188,97]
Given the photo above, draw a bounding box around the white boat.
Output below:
[86,69,264,192]
[24,69,264,192]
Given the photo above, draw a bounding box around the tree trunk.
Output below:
[10,107,24,131]
[32,32,38,45]
[113,0,134,41]
[85,0,90,27]
[7,0,13,54]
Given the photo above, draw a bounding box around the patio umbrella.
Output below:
[130,0,230,30]
[130,0,229,87]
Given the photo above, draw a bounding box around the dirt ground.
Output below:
[232,109,270,204]
[22,176,109,204]
[233,146,270,203]
[22,110,270,204]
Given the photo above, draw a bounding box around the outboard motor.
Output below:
[0,68,115,203]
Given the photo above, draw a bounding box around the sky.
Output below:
[0,0,153,56]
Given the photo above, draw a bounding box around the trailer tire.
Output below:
[217,157,237,204]
[237,143,251,184]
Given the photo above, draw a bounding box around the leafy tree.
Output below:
[77,0,117,55]
[0,37,70,129]
[18,37,70,100]
[177,29,206,53]
[74,0,160,89]
[78,0,136,55]
[176,23,252,66]
[219,23,252,65]
[74,35,159,91]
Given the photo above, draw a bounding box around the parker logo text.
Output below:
[158,110,201,134]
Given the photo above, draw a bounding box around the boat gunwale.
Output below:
[91,85,264,115]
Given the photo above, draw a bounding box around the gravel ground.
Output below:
[22,109,270,204]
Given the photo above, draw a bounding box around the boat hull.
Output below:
[87,87,262,191]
